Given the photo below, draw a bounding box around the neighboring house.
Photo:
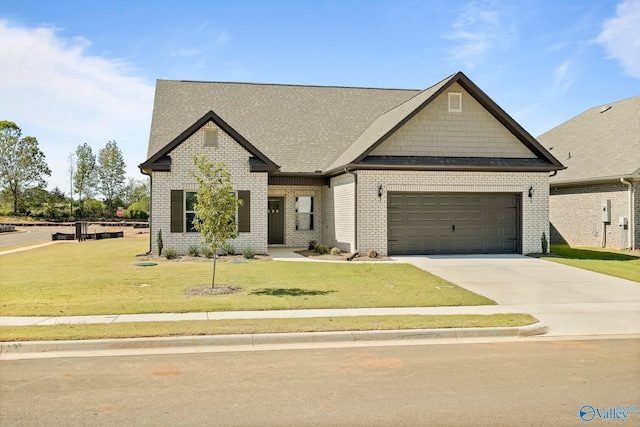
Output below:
[538,96,639,250]
[140,71,563,256]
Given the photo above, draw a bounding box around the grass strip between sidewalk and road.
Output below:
[0,314,538,342]
[0,238,496,317]
[542,245,640,282]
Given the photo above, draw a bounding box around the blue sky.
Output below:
[1,0,639,192]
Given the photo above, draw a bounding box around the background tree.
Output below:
[191,156,242,289]
[0,121,51,214]
[73,143,98,217]
[98,140,126,216]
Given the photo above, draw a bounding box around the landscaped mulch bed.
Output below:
[294,249,392,262]
[184,285,243,295]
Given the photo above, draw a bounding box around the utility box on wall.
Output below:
[601,199,611,223]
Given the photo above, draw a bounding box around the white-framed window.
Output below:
[185,191,198,232]
[295,196,314,230]
[187,190,242,233]
[448,92,462,112]
[204,128,218,147]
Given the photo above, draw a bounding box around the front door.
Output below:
[268,197,284,244]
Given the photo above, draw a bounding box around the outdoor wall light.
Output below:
[528,186,534,198]
[378,185,383,198]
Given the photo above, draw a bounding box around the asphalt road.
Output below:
[0,226,73,249]
[1,337,638,426]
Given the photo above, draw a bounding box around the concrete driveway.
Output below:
[394,254,640,337]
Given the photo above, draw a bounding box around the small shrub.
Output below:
[367,249,378,258]
[315,244,329,255]
[541,232,549,255]
[221,243,236,256]
[157,229,163,256]
[201,246,214,259]
[163,248,178,260]
[187,245,200,257]
[243,246,256,259]
[330,247,341,256]
[308,240,317,250]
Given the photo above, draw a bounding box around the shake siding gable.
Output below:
[371,83,535,159]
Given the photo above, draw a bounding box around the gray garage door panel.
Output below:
[388,193,521,255]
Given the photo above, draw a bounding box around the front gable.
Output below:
[139,110,279,174]
[370,82,536,159]
[325,71,563,174]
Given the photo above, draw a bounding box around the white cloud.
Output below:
[443,0,516,69]
[597,0,640,78]
[553,60,575,91]
[0,20,154,192]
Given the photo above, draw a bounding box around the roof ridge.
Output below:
[157,78,421,92]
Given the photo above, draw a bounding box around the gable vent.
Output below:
[448,92,462,112]
[204,128,218,147]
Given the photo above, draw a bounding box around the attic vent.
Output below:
[204,128,218,147]
[448,92,462,112]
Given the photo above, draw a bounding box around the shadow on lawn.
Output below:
[551,246,639,261]
[250,288,336,297]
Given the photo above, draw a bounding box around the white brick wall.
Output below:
[321,174,355,252]
[355,170,549,255]
[371,83,535,159]
[267,185,322,247]
[151,121,268,255]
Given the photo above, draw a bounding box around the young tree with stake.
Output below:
[191,156,242,289]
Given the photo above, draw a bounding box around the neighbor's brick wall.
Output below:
[268,185,322,248]
[550,181,636,249]
[356,170,549,255]
[151,121,268,255]
[321,173,356,252]
[371,82,535,159]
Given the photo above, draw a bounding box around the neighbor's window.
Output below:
[296,196,314,230]
[186,191,197,232]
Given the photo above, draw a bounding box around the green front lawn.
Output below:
[0,314,538,342]
[543,245,640,282]
[0,238,495,317]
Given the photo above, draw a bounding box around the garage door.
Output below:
[387,193,521,255]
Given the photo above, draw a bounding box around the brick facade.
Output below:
[550,181,638,250]
[355,170,549,255]
[321,174,356,252]
[150,122,268,255]
[267,185,323,248]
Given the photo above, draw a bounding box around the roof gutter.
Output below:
[620,178,635,250]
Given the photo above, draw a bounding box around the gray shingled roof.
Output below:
[147,80,420,173]
[325,74,454,172]
[537,95,640,184]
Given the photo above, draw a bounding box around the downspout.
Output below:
[621,178,634,250]
[141,169,153,255]
[344,167,358,252]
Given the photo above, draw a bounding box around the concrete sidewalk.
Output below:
[0,305,526,326]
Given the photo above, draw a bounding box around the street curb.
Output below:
[0,323,547,355]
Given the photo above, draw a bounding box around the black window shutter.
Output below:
[238,190,250,233]
[170,190,184,233]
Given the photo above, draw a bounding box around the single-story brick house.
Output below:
[140,71,563,256]
[537,95,639,250]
